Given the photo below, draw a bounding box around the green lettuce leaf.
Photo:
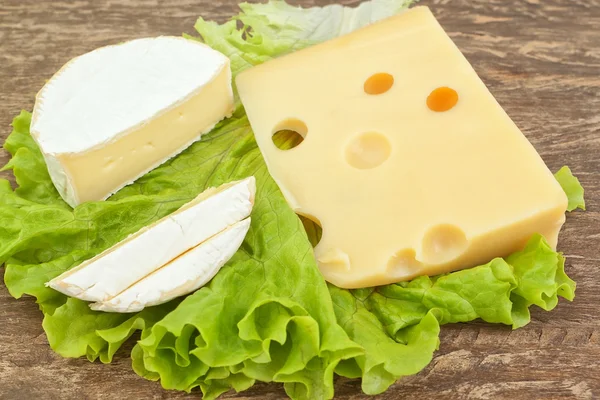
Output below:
[0,1,582,399]
[554,166,585,211]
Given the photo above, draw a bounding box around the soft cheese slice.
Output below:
[47,177,255,301]
[236,6,568,289]
[31,36,234,207]
[90,218,251,313]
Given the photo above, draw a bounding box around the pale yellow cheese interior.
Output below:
[236,6,568,289]
[60,67,233,204]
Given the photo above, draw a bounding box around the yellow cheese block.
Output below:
[236,6,568,289]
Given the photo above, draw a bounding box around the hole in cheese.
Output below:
[387,248,423,279]
[272,118,307,150]
[316,248,351,274]
[364,72,394,95]
[345,132,391,170]
[427,86,459,112]
[421,224,468,264]
[297,213,323,247]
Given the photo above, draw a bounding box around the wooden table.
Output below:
[1,0,598,398]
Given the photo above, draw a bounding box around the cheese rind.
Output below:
[90,218,251,313]
[31,36,234,207]
[236,6,568,289]
[47,177,255,301]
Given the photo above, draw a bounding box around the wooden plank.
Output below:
[1,0,598,398]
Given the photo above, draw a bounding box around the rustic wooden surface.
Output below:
[1,0,599,399]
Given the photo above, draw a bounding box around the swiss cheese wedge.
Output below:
[31,36,234,207]
[236,6,568,289]
[47,177,255,303]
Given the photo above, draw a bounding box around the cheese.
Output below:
[236,6,568,289]
[31,36,234,208]
[47,177,255,301]
[90,218,251,313]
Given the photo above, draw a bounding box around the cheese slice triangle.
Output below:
[90,218,251,313]
[47,177,255,302]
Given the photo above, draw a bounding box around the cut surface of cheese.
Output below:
[90,218,251,313]
[236,6,568,289]
[31,36,234,207]
[47,177,255,301]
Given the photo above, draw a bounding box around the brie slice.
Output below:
[90,218,251,313]
[47,177,255,302]
[31,36,234,207]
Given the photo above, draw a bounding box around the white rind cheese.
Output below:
[90,218,251,313]
[47,177,255,302]
[31,36,235,207]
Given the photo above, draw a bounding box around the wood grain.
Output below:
[1,0,599,398]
